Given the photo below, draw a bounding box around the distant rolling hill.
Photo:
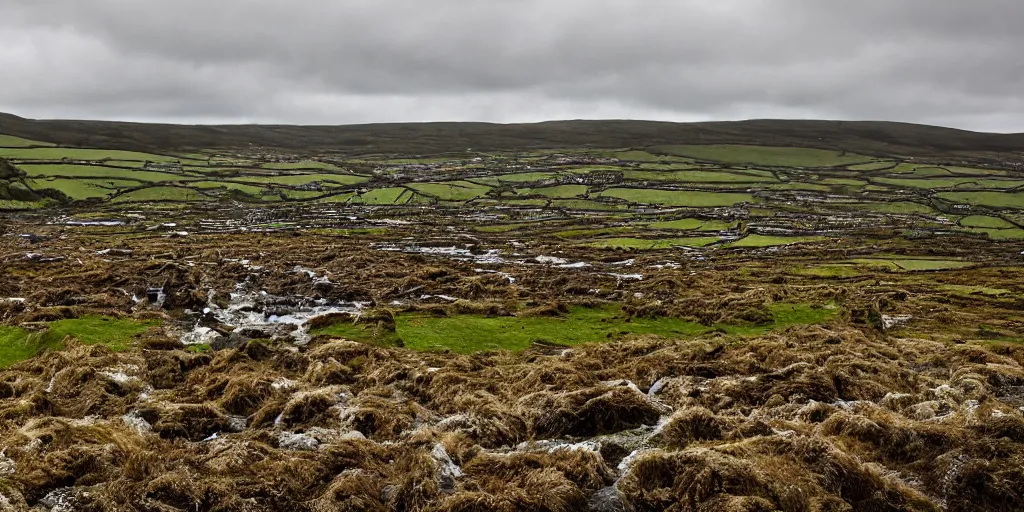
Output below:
[2,112,1024,158]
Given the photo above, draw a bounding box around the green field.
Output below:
[519,185,588,198]
[262,160,341,170]
[410,182,491,201]
[647,218,736,231]
[113,186,212,203]
[19,164,186,182]
[818,178,867,186]
[967,227,1024,240]
[0,134,55,147]
[245,173,369,186]
[491,172,556,183]
[939,192,1024,209]
[601,188,754,207]
[872,178,1024,190]
[726,235,826,248]
[960,215,1015,229]
[0,147,200,163]
[554,226,636,238]
[851,258,975,272]
[352,187,408,204]
[622,170,777,183]
[856,202,936,214]
[654,145,872,167]
[188,181,268,195]
[848,161,896,171]
[26,178,119,199]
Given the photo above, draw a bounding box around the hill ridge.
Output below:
[3,113,1024,157]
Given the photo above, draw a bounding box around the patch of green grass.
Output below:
[394,306,702,353]
[586,237,720,249]
[311,317,403,347]
[19,164,185,183]
[646,218,703,230]
[728,168,777,178]
[939,285,1013,297]
[0,134,55,147]
[907,167,953,177]
[726,235,826,248]
[548,199,629,210]
[967,227,1024,240]
[851,258,975,272]
[856,202,936,215]
[188,180,268,194]
[492,172,556,183]
[768,302,839,326]
[0,147,200,163]
[315,193,355,203]
[316,302,838,353]
[500,199,551,207]
[960,215,1015,229]
[893,259,975,271]
[555,226,636,238]
[818,178,867,186]
[410,182,491,201]
[278,190,329,200]
[262,161,342,171]
[113,186,212,202]
[764,183,832,192]
[654,145,872,167]
[647,218,736,231]
[0,326,61,368]
[873,178,1024,190]
[945,166,1009,176]
[622,170,777,183]
[0,317,158,367]
[25,178,117,200]
[0,199,49,210]
[474,223,542,233]
[352,187,408,204]
[613,150,677,162]
[792,265,862,278]
[601,188,754,207]
[519,185,589,198]
[939,192,1024,209]
[46,316,159,351]
[848,161,896,171]
[244,173,369,186]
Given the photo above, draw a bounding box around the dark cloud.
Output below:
[1,0,1022,131]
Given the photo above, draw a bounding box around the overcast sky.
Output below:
[2,1,1023,132]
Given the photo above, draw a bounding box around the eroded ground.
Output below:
[0,208,1023,511]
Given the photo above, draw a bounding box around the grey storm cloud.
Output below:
[1,0,1023,131]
